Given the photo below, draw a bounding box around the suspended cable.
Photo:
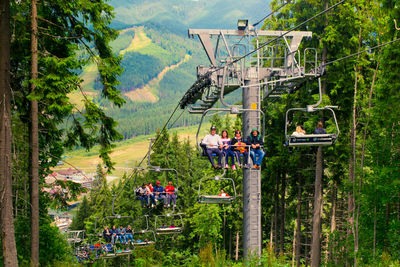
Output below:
[168,109,185,129]
[233,0,346,66]
[195,0,346,81]
[252,0,292,27]
[323,37,400,67]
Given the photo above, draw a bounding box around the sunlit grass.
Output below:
[54,124,208,181]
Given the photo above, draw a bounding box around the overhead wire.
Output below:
[252,0,292,27]
[323,37,400,67]
[193,0,347,83]
[233,0,346,66]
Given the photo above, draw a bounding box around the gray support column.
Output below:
[242,69,262,259]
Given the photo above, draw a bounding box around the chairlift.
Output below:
[67,230,85,244]
[134,138,180,201]
[129,215,156,246]
[198,177,237,204]
[284,78,340,147]
[155,213,184,235]
[132,229,156,246]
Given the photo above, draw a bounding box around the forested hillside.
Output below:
[74,0,273,139]
[109,0,269,29]
[78,23,206,138]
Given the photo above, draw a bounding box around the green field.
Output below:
[55,123,210,179]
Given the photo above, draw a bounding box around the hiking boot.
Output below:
[232,165,237,170]
[254,164,260,169]
[225,164,229,169]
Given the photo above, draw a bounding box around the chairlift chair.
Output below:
[133,138,180,199]
[284,78,340,147]
[155,213,184,235]
[198,177,237,204]
[132,229,156,246]
[67,230,85,244]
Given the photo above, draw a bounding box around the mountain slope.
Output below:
[110,0,270,29]
[73,0,271,139]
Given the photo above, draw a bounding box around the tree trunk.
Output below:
[304,199,310,265]
[229,227,232,259]
[328,181,337,262]
[235,231,239,261]
[311,146,323,267]
[292,223,296,267]
[30,0,40,265]
[295,177,302,266]
[0,0,19,264]
[373,201,376,259]
[385,204,390,250]
[270,216,274,251]
[223,211,226,251]
[274,174,279,254]
[280,172,286,255]
[349,26,363,267]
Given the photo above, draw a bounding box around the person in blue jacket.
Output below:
[314,121,327,134]
[118,225,126,244]
[246,128,265,169]
[111,225,118,244]
[153,181,166,206]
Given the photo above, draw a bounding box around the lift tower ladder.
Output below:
[183,24,317,259]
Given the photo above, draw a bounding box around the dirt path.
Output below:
[125,54,191,102]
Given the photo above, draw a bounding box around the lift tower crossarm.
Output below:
[188,29,312,66]
[188,29,312,37]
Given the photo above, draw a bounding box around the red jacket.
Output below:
[165,185,175,195]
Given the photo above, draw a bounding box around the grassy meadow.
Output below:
[54,123,210,180]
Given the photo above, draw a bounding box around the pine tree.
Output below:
[70,196,91,231]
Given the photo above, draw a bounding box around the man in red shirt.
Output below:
[165,181,177,208]
[218,189,229,197]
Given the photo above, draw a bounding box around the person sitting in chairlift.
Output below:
[125,225,133,244]
[201,126,223,169]
[220,130,237,170]
[160,223,167,229]
[246,128,265,169]
[230,130,249,168]
[103,226,112,243]
[111,225,118,244]
[169,222,176,229]
[314,121,327,134]
[292,125,306,136]
[218,189,229,197]
[153,181,166,206]
[118,225,126,244]
[136,183,148,208]
[165,181,177,208]
[146,183,155,208]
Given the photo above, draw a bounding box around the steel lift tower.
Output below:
[180,20,321,259]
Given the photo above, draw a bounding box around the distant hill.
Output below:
[110,0,271,29]
[74,0,271,139]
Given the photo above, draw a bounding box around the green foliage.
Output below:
[69,196,91,231]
